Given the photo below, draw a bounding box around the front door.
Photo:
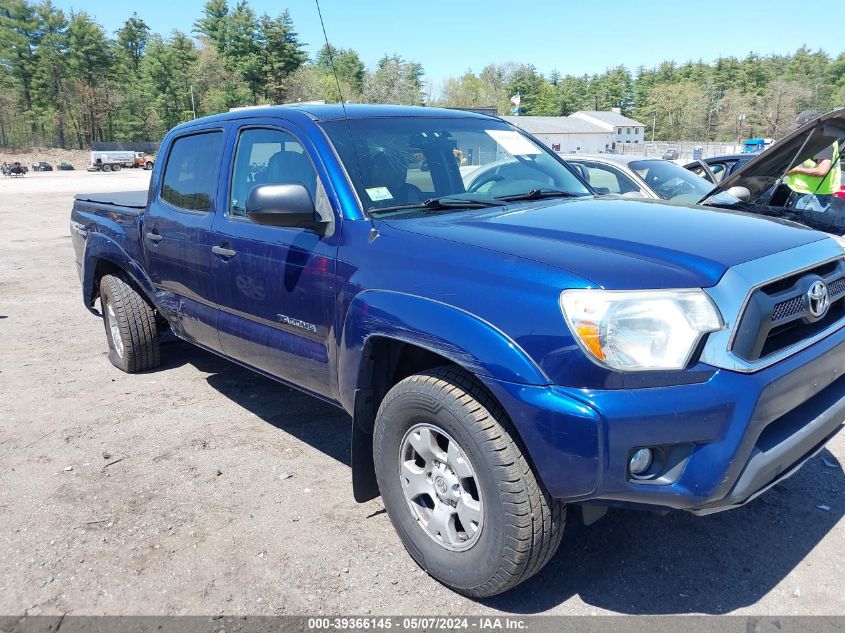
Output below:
[144,128,227,351]
[210,124,340,399]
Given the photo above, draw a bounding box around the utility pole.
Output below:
[652,113,656,143]
[190,85,197,120]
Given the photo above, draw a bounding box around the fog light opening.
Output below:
[629,447,654,477]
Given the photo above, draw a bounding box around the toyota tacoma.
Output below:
[71,105,845,597]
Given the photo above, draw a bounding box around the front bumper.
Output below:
[482,322,845,514]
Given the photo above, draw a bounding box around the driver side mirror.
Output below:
[246,184,325,231]
[726,186,751,202]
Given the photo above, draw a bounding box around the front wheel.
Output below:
[99,274,160,373]
[145,162,154,170]
[373,366,565,597]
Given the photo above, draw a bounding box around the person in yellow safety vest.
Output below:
[785,109,842,213]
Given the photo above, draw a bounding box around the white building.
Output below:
[571,109,647,147]
[501,116,614,154]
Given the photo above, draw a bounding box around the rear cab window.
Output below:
[161,131,225,211]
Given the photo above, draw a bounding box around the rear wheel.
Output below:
[99,274,160,373]
[112,163,121,172]
[101,164,112,172]
[373,366,565,597]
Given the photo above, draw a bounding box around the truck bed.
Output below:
[74,191,148,213]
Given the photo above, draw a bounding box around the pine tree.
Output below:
[259,11,306,103]
[116,13,150,74]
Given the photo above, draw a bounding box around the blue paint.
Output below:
[71,104,843,513]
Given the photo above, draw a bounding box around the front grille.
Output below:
[760,299,845,357]
[830,277,845,296]
[771,295,805,322]
[732,258,845,362]
[759,261,840,296]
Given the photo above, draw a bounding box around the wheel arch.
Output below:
[340,290,550,502]
[83,234,157,313]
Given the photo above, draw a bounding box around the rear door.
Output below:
[144,128,227,351]
[209,121,340,398]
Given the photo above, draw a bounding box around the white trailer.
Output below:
[88,151,136,172]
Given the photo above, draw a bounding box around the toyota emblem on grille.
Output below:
[807,280,831,319]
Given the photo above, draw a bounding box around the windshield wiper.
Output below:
[372,196,507,215]
[494,188,584,202]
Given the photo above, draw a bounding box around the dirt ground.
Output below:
[1,169,844,616]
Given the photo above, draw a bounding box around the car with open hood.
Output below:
[697,108,845,234]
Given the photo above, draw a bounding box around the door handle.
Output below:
[212,245,237,258]
[146,231,163,243]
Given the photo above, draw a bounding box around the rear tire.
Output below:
[99,274,160,373]
[112,164,121,172]
[101,164,111,172]
[373,366,565,597]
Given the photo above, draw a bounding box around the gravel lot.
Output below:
[1,170,844,616]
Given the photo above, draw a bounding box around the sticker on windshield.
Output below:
[485,130,541,156]
[365,186,393,201]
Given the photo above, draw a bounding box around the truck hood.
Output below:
[382,197,827,289]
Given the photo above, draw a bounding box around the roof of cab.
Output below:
[170,104,500,132]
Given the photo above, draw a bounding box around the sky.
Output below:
[50,0,843,92]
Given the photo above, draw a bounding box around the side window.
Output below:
[581,161,642,195]
[230,128,318,217]
[710,163,727,183]
[161,131,224,211]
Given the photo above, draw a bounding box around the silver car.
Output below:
[564,154,715,205]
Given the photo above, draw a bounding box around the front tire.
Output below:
[374,366,565,597]
[99,274,160,373]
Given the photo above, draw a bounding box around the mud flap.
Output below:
[352,388,380,502]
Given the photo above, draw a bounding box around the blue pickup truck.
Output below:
[71,105,845,597]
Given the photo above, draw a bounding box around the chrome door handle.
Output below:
[146,232,163,243]
[212,245,237,258]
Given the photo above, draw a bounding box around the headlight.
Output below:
[560,289,723,371]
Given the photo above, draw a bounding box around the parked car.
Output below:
[661,148,678,160]
[684,154,755,184]
[58,162,75,171]
[697,108,845,235]
[563,154,715,204]
[3,161,26,177]
[31,161,52,171]
[71,104,845,597]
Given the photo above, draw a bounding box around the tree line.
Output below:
[1,0,843,149]
[441,51,845,142]
[0,0,424,148]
